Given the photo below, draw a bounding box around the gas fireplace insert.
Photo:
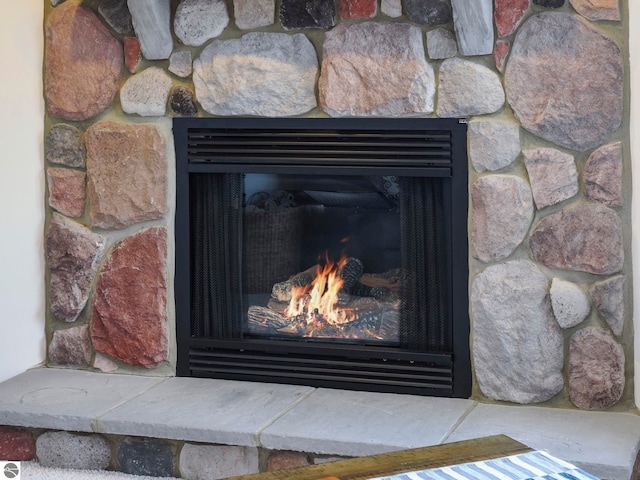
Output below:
[174,117,470,397]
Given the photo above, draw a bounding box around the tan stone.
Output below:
[569,0,620,21]
[45,0,122,121]
[266,451,310,471]
[47,168,86,218]
[85,121,167,229]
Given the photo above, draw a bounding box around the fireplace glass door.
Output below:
[174,118,470,397]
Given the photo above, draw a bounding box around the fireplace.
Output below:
[174,117,470,397]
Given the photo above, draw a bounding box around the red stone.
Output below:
[47,168,86,218]
[0,426,35,461]
[124,37,141,73]
[341,0,377,19]
[494,40,510,72]
[266,451,310,471]
[91,228,168,368]
[495,0,529,38]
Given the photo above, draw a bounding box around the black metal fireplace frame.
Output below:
[174,117,470,398]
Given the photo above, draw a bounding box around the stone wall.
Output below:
[43,0,632,410]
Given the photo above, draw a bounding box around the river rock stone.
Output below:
[86,121,167,229]
[280,0,336,29]
[471,175,534,262]
[194,32,317,117]
[530,204,623,275]
[505,12,624,151]
[523,148,578,209]
[381,0,402,17]
[48,325,93,367]
[170,86,198,116]
[533,0,564,6]
[180,444,260,479]
[569,326,624,409]
[426,28,457,59]
[128,0,173,60]
[45,124,85,168]
[47,168,86,218]
[591,276,625,337]
[234,0,275,29]
[550,278,590,329]
[124,37,141,73]
[175,0,229,47]
[341,0,377,19]
[495,0,529,37]
[93,353,119,373]
[45,0,122,121]
[437,58,505,117]
[468,119,520,172]
[404,0,452,25]
[451,0,493,55]
[46,213,106,323]
[569,0,620,21]
[120,67,172,117]
[584,141,623,207]
[91,228,168,368]
[494,40,510,72]
[98,0,133,35]
[471,261,564,404]
[266,451,311,471]
[320,23,434,117]
[169,50,193,78]
[117,438,175,477]
[36,432,110,470]
[0,426,34,461]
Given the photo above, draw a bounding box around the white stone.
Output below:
[437,58,505,118]
[451,0,494,55]
[381,0,402,17]
[234,0,275,29]
[36,431,111,469]
[550,278,590,329]
[127,0,173,60]
[471,261,564,404]
[120,67,172,117]
[169,50,193,78]
[194,32,317,117]
[468,119,520,172]
[426,28,457,59]
[93,353,119,373]
[174,0,229,47]
[180,444,259,479]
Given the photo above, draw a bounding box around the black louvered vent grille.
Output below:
[187,128,453,168]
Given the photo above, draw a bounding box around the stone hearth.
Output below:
[41,0,631,413]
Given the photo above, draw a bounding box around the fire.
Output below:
[286,252,355,326]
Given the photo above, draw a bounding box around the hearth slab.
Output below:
[260,387,475,457]
[0,368,164,432]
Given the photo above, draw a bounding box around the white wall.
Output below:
[0,0,45,383]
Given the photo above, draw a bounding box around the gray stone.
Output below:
[451,0,494,56]
[85,121,168,229]
[534,0,564,6]
[437,58,505,117]
[550,278,590,329]
[590,276,625,337]
[98,0,133,35]
[403,0,452,25]
[530,204,623,275]
[471,175,533,263]
[523,148,578,209]
[584,141,623,207]
[120,67,172,117]
[36,431,110,470]
[170,86,198,117]
[319,22,435,117]
[381,0,402,17]
[279,0,336,29]
[426,28,457,60]
[46,213,106,323]
[127,0,173,60]
[45,124,86,168]
[569,0,620,21]
[234,0,275,29]
[569,326,625,410]
[179,444,259,479]
[194,32,317,117]
[48,325,93,367]
[174,0,229,47]
[117,438,175,477]
[468,119,520,172]
[505,12,624,151]
[169,50,193,78]
[471,261,564,404]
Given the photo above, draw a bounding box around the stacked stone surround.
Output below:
[40,0,631,418]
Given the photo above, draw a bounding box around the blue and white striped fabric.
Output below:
[368,451,600,480]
